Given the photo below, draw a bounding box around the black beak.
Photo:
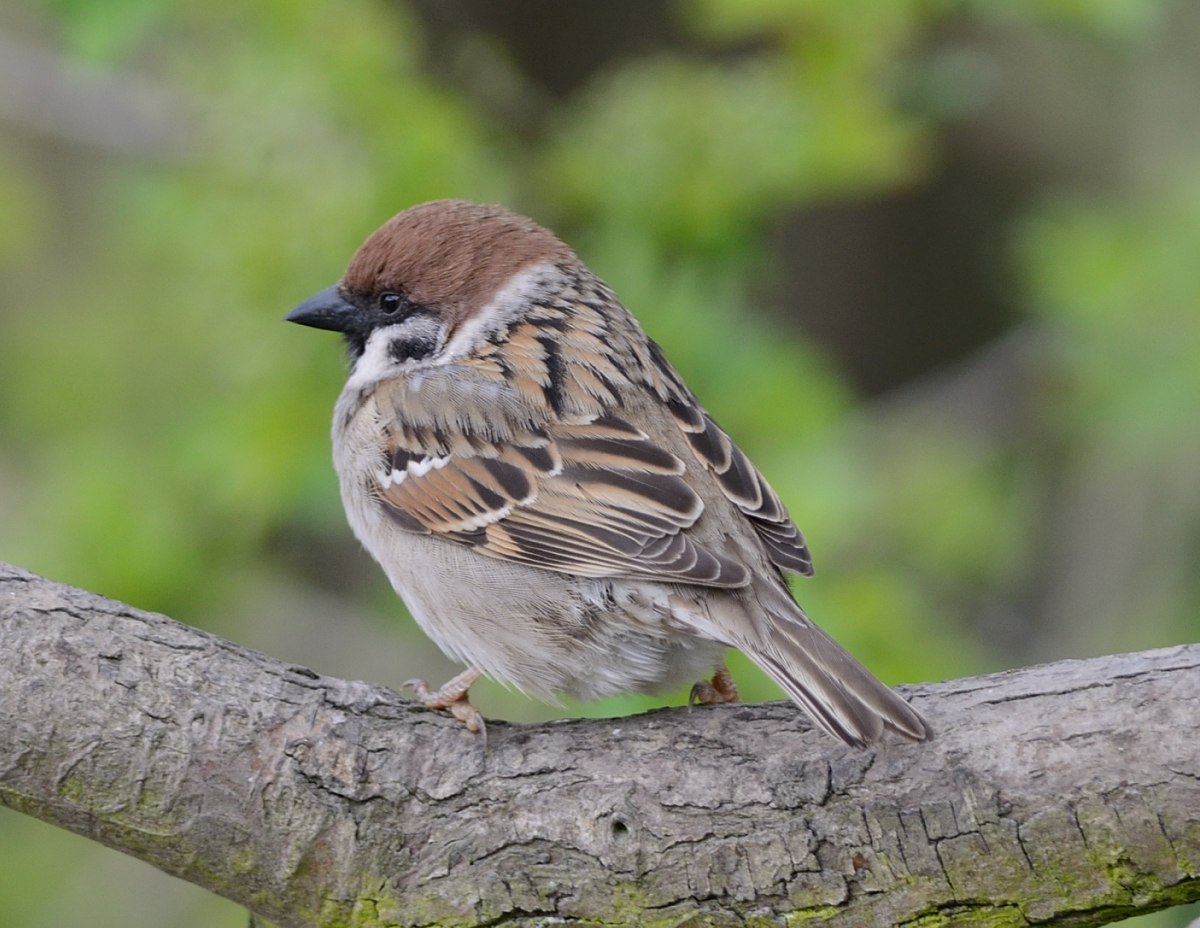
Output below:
[286,284,357,332]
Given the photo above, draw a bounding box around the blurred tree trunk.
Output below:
[1,562,1197,928]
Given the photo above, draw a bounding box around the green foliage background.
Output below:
[1,1,1197,925]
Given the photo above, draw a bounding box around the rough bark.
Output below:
[1,562,1197,928]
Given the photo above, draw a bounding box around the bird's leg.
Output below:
[689,662,741,706]
[403,668,485,733]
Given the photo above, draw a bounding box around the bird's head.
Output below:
[286,199,576,375]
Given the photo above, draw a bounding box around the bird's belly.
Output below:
[352,510,725,701]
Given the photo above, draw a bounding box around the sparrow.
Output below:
[286,199,931,747]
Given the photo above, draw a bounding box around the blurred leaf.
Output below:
[546,55,926,251]
[1019,176,1200,452]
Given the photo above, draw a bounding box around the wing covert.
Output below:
[664,398,814,577]
[376,410,751,588]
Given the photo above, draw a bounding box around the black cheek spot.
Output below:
[389,336,438,363]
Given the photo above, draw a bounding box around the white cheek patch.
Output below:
[347,316,448,391]
[346,327,401,392]
[379,453,450,488]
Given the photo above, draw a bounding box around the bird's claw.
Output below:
[689,665,741,707]
[403,669,485,734]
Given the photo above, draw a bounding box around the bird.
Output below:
[286,199,931,747]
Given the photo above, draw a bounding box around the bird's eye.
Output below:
[379,292,404,315]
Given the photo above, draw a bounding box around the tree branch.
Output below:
[1,562,1197,928]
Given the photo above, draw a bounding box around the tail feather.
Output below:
[744,598,932,748]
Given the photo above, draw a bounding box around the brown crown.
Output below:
[342,200,577,324]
